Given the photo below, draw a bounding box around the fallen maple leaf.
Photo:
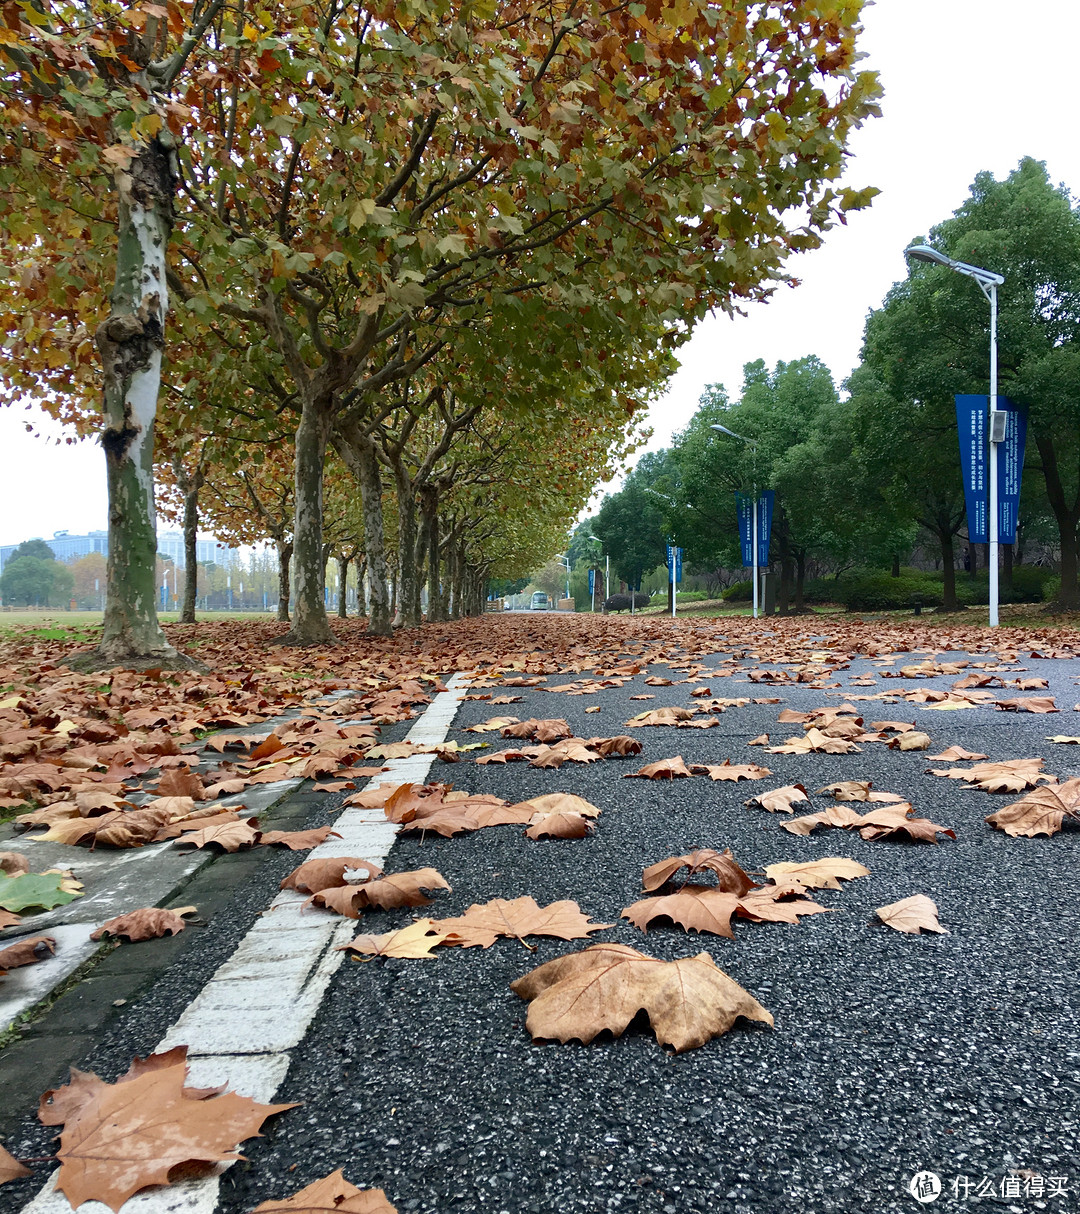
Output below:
[767,728,861,755]
[465,716,520,733]
[624,756,695,780]
[584,735,642,756]
[782,804,868,836]
[994,697,1058,713]
[0,934,56,973]
[926,758,1053,793]
[692,761,772,782]
[985,778,1080,837]
[510,943,773,1052]
[1047,735,1080,745]
[433,897,612,949]
[253,1170,398,1213]
[815,780,904,803]
[763,858,870,890]
[925,745,989,761]
[856,803,956,843]
[90,906,196,942]
[50,1053,296,1211]
[174,818,259,852]
[39,806,173,848]
[624,706,694,727]
[641,849,754,894]
[875,894,947,934]
[512,793,600,819]
[258,827,342,850]
[0,1144,30,1185]
[887,731,932,751]
[501,718,572,743]
[282,857,382,893]
[342,918,447,959]
[744,784,809,813]
[0,851,29,876]
[0,869,83,912]
[314,869,451,917]
[525,812,595,839]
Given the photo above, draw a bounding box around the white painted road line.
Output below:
[20,673,469,1214]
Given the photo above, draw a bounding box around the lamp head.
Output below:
[905,244,953,268]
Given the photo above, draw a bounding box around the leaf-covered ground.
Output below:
[2,614,1080,1213]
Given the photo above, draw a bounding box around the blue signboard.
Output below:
[736,492,774,566]
[955,395,1026,544]
[997,402,1026,544]
[588,568,595,596]
[666,545,683,583]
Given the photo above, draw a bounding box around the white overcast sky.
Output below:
[2,0,1079,543]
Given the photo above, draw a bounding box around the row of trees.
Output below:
[0,0,880,665]
[589,159,1080,613]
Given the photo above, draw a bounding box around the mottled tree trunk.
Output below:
[179,467,203,624]
[939,530,958,611]
[891,553,900,578]
[338,556,349,618]
[392,462,421,628]
[354,439,391,635]
[283,400,336,645]
[421,488,445,622]
[276,540,292,622]
[794,551,807,613]
[72,140,199,670]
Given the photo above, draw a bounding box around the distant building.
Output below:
[0,529,238,574]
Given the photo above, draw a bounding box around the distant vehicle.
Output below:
[530,592,549,610]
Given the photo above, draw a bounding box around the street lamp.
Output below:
[644,486,679,619]
[904,244,1006,626]
[711,424,760,619]
[554,553,571,606]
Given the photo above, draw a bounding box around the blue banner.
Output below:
[666,545,683,583]
[758,490,774,565]
[735,492,774,566]
[588,569,595,596]
[955,395,1026,544]
[997,402,1026,544]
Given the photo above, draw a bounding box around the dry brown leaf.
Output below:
[584,735,643,757]
[745,784,809,813]
[0,1143,31,1185]
[510,943,773,1052]
[875,894,947,934]
[622,884,828,937]
[692,761,772,782]
[887,731,932,751]
[815,781,904,803]
[252,1170,398,1213]
[624,706,694,727]
[856,803,956,843]
[926,758,1053,793]
[766,728,861,755]
[512,793,600,819]
[174,819,259,852]
[90,906,196,942]
[465,716,520,733]
[525,812,595,840]
[281,857,382,893]
[624,756,695,780]
[994,697,1058,713]
[0,909,21,929]
[985,778,1080,837]
[342,918,447,959]
[258,827,342,850]
[155,767,207,799]
[433,896,612,948]
[641,849,754,894]
[763,858,870,890]
[782,804,867,835]
[501,718,571,743]
[0,934,56,972]
[0,851,29,876]
[748,734,769,746]
[39,806,173,848]
[925,745,989,761]
[49,1052,296,1211]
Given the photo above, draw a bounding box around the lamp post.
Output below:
[711,423,760,619]
[554,554,571,607]
[904,245,1006,626]
[644,486,679,619]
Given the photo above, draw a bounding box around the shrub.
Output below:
[604,592,650,613]
[833,569,944,612]
[722,579,752,602]
[1042,575,1061,603]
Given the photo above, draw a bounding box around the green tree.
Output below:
[593,454,672,591]
[865,158,1080,605]
[11,539,56,562]
[1,555,73,606]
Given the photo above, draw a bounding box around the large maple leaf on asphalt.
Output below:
[985,778,1080,837]
[311,870,451,918]
[500,718,572,743]
[510,943,773,1052]
[48,1052,296,1211]
[641,849,754,894]
[855,804,956,843]
[875,894,948,934]
[342,919,448,959]
[624,756,695,779]
[253,1170,398,1213]
[622,884,829,938]
[692,761,772,782]
[815,781,904,803]
[433,897,612,948]
[525,812,595,839]
[766,728,862,755]
[782,805,867,836]
[994,697,1058,713]
[926,758,1053,793]
[744,784,809,813]
[624,706,695,727]
[763,859,870,890]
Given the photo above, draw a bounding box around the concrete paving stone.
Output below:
[0,1034,96,1126]
[20,972,150,1037]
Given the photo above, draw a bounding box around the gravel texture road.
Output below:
[5,630,1080,1214]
